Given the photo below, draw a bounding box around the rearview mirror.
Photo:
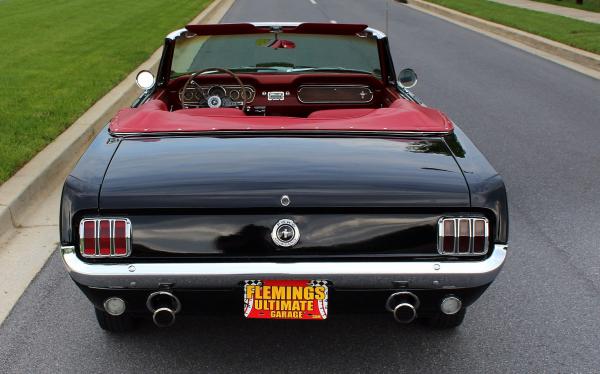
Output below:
[136,70,155,90]
[398,68,418,89]
[256,38,296,49]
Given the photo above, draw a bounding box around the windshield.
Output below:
[171,33,382,78]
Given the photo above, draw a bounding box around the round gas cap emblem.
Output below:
[271,219,300,247]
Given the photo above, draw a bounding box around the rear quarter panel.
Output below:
[60,125,120,244]
[444,124,509,244]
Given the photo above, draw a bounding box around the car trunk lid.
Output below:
[99,136,469,209]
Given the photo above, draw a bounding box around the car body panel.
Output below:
[86,212,464,259]
[99,136,469,210]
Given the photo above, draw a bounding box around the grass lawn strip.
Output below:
[0,0,212,183]
[530,0,600,13]
[425,0,600,54]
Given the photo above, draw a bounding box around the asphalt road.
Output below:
[2,0,600,372]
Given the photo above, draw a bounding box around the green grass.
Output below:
[0,0,211,183]
[531,0,600,13]
[425,0,600,53]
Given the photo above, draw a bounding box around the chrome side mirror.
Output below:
[398,68,418,89]
[135,70,155,90]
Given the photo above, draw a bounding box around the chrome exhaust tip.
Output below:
[392,303,417,323]
[147,291,181,327]
[386,291,420,324]
[153,307,176,327]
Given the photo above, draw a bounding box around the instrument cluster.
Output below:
[179,81,255,108]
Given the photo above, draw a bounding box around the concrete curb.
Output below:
[0,0,234,239]
[403,0,600,78]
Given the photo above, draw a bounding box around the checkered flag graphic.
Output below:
[310,280,329,319]
[310,280,329,287]
[243,280,262,317]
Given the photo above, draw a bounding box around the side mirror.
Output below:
[398,68,418,89]
[135,70,155,90]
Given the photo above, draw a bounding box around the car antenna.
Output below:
[385,0,389,35]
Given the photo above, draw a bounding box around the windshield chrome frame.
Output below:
[165,22,387,41]
[148,22,399,104]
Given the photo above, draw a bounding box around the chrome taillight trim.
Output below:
[79,218,132,258]
[437,217,489,256]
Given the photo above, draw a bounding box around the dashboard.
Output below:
[167,73,393,116]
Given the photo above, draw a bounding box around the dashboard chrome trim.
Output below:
[179,83,255,107]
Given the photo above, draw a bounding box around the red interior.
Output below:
[110,73,453,134]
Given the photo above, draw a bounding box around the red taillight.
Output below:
[457,219,471,253]
[113,220,128,256]
[79,218,131,258]
[443,219,455,252]
[98,220,111,256]
[473,219,487,254]
[82,221,97,256]
[438,217,489,255]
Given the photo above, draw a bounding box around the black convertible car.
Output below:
[60,22,508,332]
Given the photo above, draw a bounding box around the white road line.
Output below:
[309,0,317,5]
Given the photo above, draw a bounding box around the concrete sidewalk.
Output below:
[490,0,600,24]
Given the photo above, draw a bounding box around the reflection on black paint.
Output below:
[127,213,446,259]
[100,137,470,210]
[443,133,466,158]
[406,140,452,156]
[215,224,272,254]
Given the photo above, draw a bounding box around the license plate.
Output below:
[243,280,329,320]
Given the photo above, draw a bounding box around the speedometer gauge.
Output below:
[208,86,226,98]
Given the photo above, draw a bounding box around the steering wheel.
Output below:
[181,68,247,111]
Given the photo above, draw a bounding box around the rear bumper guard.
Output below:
[60,245,507,290]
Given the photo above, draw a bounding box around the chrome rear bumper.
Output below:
[61,245,507,290]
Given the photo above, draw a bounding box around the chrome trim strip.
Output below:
[166,28,188,41]
[166,23,387,41]
[61,245,507,290]
[251,22,386,39]
[365,26,386,40]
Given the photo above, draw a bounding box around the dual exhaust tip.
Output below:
[386,292,420,323]
[146,291,181,327]
[128,290,459,327]
[386,292,462,323]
